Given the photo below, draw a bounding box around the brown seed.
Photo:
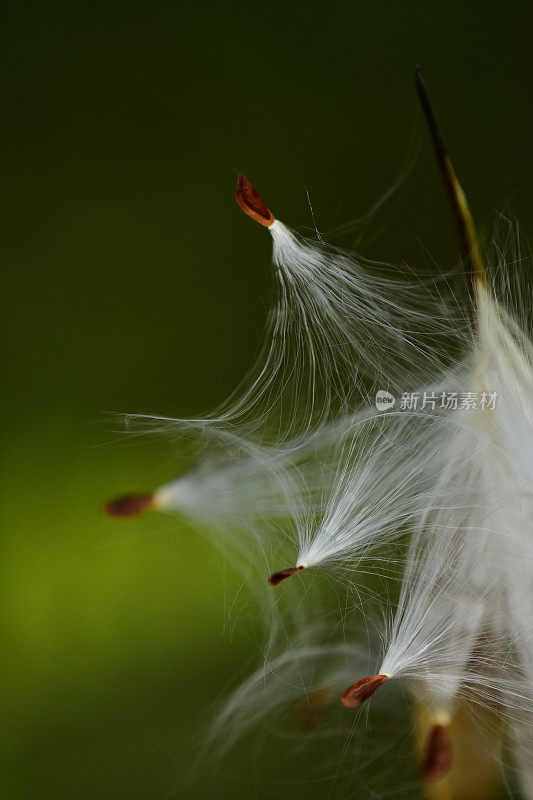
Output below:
[268,566,304,586]
[341,674,388,708]
[235,173,275,227]
[103,493,155,518]
[421,723,453,781]
[295,689,332,731]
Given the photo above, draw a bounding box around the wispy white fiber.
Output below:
[104,81,533,797]
[128,212,463,446]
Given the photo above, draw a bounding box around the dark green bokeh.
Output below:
[3,2,533,797]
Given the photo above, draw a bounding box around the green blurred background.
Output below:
[3,1,533,797]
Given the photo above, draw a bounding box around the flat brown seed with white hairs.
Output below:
[103,493,156,518]
[268,566,304,586]
[235,173,275,227]
[341,674,388,708]
[421,723,453,781]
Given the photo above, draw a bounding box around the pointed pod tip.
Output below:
[235,173,275,227]
[341,674,388,709]
[414,66,430,103]
[421,723,453,781]
[103,493,156,519]
[268,565,304,587]
[413,63,485,301]
[414,66,425,93]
